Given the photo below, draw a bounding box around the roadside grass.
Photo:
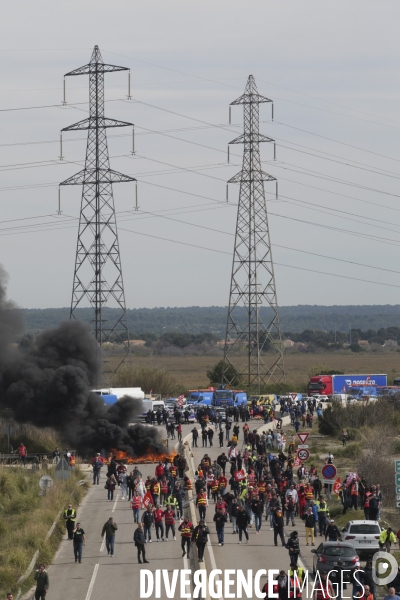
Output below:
[0,421,61,453]
[0,466,89,597]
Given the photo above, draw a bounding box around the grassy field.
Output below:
[108,350,400,389]
[0,465,88,598]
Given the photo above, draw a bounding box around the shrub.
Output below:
[332,443,362,459]
[206,360,241,386]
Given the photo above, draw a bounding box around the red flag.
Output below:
[234,469,246,482]
[333,477,342,495]
[143,490,154,509]
[293,457,301,467]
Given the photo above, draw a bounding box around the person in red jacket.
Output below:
[163,506,176,540]
[153,504,165,541]
[131,491,142,523]
[18,443,27,467]
[218,474,228,495]
[155,461,165,480]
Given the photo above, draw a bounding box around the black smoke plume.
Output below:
[0,268,165,456]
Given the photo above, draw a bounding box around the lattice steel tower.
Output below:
[60,45,135,374]
[223,75,285,389]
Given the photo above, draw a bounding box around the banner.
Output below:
[333,477,342,495]
[143,490,154,508]
[293,457,301,467]
[234,469,246,482]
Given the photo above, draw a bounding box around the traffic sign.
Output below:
[396,495,400,501]
[397,501,400,508]
[297,444,309,449]
[396,460,400,473]
[39,475,54,492]
[297,433,310,444]
[322,464,337,480]
[395,474,400,487]
[297,448,310,461]
[396,486,400,494]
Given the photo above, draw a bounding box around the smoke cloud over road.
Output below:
[0,268,165,456]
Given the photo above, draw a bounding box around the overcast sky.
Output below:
[0,1,399,309]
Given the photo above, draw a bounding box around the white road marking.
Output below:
[85,563,99,600]
[100,537,105,553]
[112,490,120,513]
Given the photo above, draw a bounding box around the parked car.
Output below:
[341,520,381,556]
[311,542,359,578]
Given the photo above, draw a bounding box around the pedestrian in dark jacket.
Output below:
[287,531,301,565]
[325,519,341,541]
[134,523,149,564]
[101,517,118,556]
[192,520,210,562]
[273,508,286,546]
[213,508,227,546]
[237,505,250,543]
[141,507,154,542]
[34,564,49,600]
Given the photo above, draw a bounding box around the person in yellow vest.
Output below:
[178,516,194,558]
[211,480,219,503]
[315,496,329,537]
[379,528,397,553]
[152,480,161,506]
[196,488,208,521]
[305,485,314,508]
[183,476,193,495]
[63,504,77,539]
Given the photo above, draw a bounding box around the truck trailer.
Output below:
[308,374,387,396]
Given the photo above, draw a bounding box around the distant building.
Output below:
[128,339,146,347]
[283,339,295,348]
[358,340,369,347]
[216,340,235,348]
[384,339,398,347]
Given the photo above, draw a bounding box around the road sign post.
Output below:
[297,448,310,462]
[322,464,337,480]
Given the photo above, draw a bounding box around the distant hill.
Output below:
[22,305,400,336]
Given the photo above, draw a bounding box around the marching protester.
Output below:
[179,516,194,557]
[63,504,76,540]
[133,523,149,564]
[72,522,86,563]
[101,517,118,557]
[34,564,49,600]
[192,520,210,562]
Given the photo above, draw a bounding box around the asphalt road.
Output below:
[40,417,323,600]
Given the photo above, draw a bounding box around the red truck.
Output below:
[308,373,387,396]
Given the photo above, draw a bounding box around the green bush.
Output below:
[331,442,362,458]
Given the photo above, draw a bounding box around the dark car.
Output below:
[311,542,359,579]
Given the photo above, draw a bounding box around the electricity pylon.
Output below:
[223,75,285,391]
[60,45,135,376]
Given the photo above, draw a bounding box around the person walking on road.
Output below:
[325,519,341,542]
[273,508,286,547]
[287,531,301,565]
[63,504,76,540]
[34,564,49,600]
[131,490,142,523]
[72,522,86,563]
[105,474,117,502]
[192,520,210,562]
[191,427,199,447]
[101,517,118,557]
[380,528,397,553]
[134,523,149,564]
[92,454,103,485]
[213,507,227,546]
[304,507,315,546]
[154,504,165,542]
[163,506,176,540]
[141,506,154,542]
[237,505,249,544]
[178,516,193,558]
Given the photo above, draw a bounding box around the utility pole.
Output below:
[223,75,285,392]
[59,46,135,378]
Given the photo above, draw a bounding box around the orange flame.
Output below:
[110,448,178,465]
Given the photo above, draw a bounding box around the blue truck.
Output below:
[186,387,247,407]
